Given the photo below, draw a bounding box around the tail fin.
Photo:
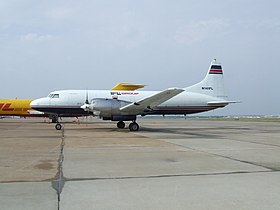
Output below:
[185,59,227,99]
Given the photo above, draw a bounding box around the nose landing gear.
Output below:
[55,123,63,130]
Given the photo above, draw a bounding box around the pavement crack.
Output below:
[162,140,275,171]
[51,125,66,210]
[63,170,277,182]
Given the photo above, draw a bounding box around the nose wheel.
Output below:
[55,123,62,130]
[129,122,139,131]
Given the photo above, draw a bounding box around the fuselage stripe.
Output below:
[209,69,223,74]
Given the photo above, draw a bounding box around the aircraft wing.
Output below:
[120,88,184,114]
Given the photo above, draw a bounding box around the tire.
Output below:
[129,122,139,131]
[55,123,62,130]
[117,121,125,129]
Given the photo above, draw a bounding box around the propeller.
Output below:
[81,90,90,112]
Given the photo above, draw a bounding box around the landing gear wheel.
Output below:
[55,123,62,130]
[117,121,125,129]
[129,122,139,131]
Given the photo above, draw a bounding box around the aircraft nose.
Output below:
[30,98,44,108]
[30,100,38,110]
[30,99,38,107]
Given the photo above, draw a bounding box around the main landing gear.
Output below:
[117,121,125,129]
[129,121,139,131]
[116,121,139,131]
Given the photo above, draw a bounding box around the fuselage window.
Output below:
[48,94,59,98]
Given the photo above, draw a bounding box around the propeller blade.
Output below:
[85,90,89,104]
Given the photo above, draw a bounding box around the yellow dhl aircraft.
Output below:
[0,99,46,117]
[0,83,144,120]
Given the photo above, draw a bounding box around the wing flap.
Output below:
[120,88,184,114]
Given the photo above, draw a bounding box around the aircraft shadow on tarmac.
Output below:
[139,126,223,139]
[66,123,223,139]
[59,121,252,140]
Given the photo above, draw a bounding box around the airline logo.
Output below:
[111,91,139,96]
[209,65,223,74]
[0,103,14,111]
[0,103,29,112]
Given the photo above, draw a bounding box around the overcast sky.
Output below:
[0,0,279,116]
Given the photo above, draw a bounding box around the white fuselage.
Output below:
[31,89,225,117]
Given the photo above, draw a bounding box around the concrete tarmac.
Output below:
[0,117,280,209]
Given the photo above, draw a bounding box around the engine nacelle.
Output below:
[89,98,130,118]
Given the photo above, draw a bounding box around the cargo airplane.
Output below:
[31,60,238,131]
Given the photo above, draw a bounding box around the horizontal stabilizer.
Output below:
[208,101,241,106]
[112,83,145,91]
[120,88,184,114]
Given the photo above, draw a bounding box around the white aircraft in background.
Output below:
[31,60,237,131]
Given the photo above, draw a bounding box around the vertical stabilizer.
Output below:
[185,59,227,99]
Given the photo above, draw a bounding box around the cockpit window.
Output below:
[48,94,60,98]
